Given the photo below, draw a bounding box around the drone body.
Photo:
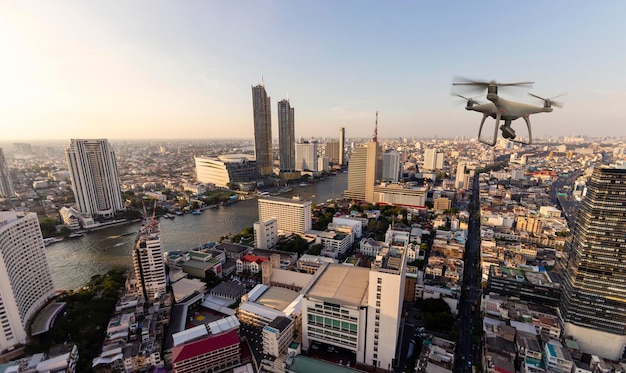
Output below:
[453,79,562,146]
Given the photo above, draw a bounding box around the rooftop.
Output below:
[306,264,369,306]
[256,286,301,311]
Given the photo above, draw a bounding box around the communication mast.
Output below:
[373,111,378,142]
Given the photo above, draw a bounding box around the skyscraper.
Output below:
[560,162,626,360]
[0,211,55,351]
[344,141,382,203]
[65,139,124,218]
[382,150,401,182]
[252,84,273,176]
[339,127,345,166]
[278,99,295,172]
[324,141,340,165]
[132,218,167,300]
[0,148,15,199]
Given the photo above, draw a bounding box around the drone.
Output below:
[452,78,563,146]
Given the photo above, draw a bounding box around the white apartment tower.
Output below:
[301,240,407,371]
[132,218,167,300]
[254,218,278,250]
[0,149,15,199]
[258,197,312,235]
[66,139,124,218]
[423,148,444,171]
[0,211,55,351]
[295,141,318,173]
[455,162,469,190]
[382,150,402,182]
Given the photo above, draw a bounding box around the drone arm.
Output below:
[478,113,497,146]
[511,115,532,145]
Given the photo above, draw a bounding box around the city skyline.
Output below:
[2,2,626,141]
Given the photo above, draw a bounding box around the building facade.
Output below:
[344,141,382,203]
[65,139,124,218]
[339,127,345,166]
[0,211,55,351]
[560,162,626,360]
[258,197,312,235]
[132,218,167,301]
[252,84,273,176]
[195,155,257,188]
[325,141,340,165]
[171,330,241,373]
[295,141,318,173]
[278,99,295,172]
[0,148,15,199]
[382,150,401,182]
[301,243,406,372]
[254,218,278,250]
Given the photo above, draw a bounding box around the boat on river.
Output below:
[44,237,64,246]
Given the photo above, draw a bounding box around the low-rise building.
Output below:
[171,329,241,373]
[262,316,295,358]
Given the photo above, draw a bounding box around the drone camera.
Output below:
[500,125,516,139]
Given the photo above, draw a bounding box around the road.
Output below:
[454,173,482,373]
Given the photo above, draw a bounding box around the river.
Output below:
[45,172,348,290]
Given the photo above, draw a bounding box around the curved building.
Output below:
[0,211,55,351]
[195,155,257,188]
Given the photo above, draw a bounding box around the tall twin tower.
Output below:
[252,83,344,177]
[252,83,294,176]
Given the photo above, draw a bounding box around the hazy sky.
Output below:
[2,1,626,141]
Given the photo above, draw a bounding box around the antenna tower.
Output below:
[373,111,378,142]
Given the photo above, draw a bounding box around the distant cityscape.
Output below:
[1,82,626,373]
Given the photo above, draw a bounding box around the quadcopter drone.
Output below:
[452,78,563,146]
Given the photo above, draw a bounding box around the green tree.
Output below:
[307,243,324,256]
[39,217,58,238]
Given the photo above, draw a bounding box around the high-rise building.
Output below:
[258,197,312,235]
[301,230,407,371]
[423,148,437,171]
[0,149,15,199]
[0,211,55,351]
[325,141,340,165]
[423,148,443,171]
[382,150,402,182]
[65,139,124,218]
[295,141,318,173]
[252,84,273,176]
[278,99,295,172]
[253,218,278,250]
[339,127,345,166]
[132,218,167,301]
[344,141,382,203]
[195,155,257,188]
[560,162,626,360]
[455,162,470,190]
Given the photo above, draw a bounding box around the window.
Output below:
[377,278,382,284]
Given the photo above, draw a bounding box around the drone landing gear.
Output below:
[477,113,497,146]
[478,113,533,146]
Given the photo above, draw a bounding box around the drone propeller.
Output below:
[452,93,482,105]
[528,93,565,108]
[452,77,534,93]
